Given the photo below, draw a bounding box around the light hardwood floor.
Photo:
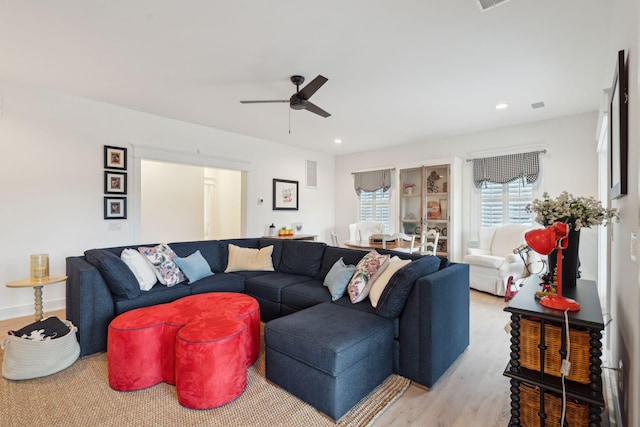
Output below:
[0,292,513,426]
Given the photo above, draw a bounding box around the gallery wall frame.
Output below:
[609,49,628,200]
[104,197,127,220]
[273,178,299,211]
[104,145,128,170]
[104,171,127,194]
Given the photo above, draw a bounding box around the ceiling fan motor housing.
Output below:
[290,95,307,110]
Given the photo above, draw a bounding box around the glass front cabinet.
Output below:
[399,160,460,260]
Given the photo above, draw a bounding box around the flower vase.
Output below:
[547,228,581,287]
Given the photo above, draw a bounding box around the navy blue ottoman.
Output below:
[265,302,394,420]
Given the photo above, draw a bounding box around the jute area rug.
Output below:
[0,349,409,427]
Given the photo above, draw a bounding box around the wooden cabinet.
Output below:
[399,160,460,259]
[503,280,604,426]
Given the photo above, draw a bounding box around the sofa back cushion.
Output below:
[169,240,222,272]
[316,246,369,280]
[490,224,531,257]
[278,241,327,277]
[85,249,141,299]
[375,255,441,319]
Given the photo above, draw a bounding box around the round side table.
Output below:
[6,275,67,321]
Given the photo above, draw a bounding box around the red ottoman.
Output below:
[107,293,260,409]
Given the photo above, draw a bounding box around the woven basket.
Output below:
[1,319,80,380]
[520,383,589,427]
[519,317,591,384]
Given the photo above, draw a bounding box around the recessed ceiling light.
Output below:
[334,139,342,144]
[495,103,509,110]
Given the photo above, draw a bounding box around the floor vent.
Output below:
[476,0,511,12]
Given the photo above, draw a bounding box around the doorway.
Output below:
[140,159,244,243]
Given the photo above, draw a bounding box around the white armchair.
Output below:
[463,224,540,296]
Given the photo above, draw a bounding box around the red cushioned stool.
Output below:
[107,293,260,409]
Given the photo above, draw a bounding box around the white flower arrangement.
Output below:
[526,191,618,231]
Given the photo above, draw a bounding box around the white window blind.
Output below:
[480,181,533,228]
[359,188,390,232]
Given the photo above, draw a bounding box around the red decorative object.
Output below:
[108,293,260,409]
[525,222,580,311]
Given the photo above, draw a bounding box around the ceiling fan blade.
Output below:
[298,75,328,100]
[304,101,331,118]
[240,100,288,104]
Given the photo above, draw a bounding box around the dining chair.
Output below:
[381,233,417,252]
[421,229,440,255]
[330,230,340,247]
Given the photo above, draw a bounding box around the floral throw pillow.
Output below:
[138,244,186,287]
[347,250,389,304]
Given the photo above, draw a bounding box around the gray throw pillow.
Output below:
[323,257,356,301]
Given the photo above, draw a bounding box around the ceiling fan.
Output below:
[240,75,331,118]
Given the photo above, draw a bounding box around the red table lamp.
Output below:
[524,222,580,311]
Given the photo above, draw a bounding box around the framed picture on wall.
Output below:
[104,145,127,170]
[609,49,628,200]
[104,171,127,194]
[104,197,127,220]
[273,179,299,211]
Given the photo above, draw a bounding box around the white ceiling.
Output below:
[0,1,613,155]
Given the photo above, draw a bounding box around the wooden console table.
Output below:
[262,234,317,241]
[503,279,604,426]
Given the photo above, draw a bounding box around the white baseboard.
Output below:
[0,298,65,322]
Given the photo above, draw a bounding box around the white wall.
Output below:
[207,168,243,240]
[140,160,204,243]
[603,0,640,425]
[336,112,600,266]
[0,79,335,320]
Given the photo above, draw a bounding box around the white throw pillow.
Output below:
[225,244,275,272]
[369,256,411,308]
[121,248,157,291]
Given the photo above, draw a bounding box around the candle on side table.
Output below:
[30,254,49,281]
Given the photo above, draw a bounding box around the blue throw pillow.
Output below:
[173,250,214,284]
[85,249,140,299]
[323,257,356,301]
[375,255,441,319]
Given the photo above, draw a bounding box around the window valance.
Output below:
[353,169,392,195]
[472,151,541,188]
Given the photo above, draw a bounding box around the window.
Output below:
[358,188,390,232]
[480,180,533,228]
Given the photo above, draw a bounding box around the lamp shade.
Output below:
[525,222,568,255]
[524,222,579,311]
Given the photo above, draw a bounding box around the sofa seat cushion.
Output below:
[113,283,191,315]
[245,273,314,302]
[281,280,331,310]
[462,253,504,269]
[188,272,245,294]
[278,241,327,277]
[265,302,393,376]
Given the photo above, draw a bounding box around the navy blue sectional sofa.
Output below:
[66,238,469,392]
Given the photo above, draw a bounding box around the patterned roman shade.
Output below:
[473,151,541,188]
[353,169,392,195]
